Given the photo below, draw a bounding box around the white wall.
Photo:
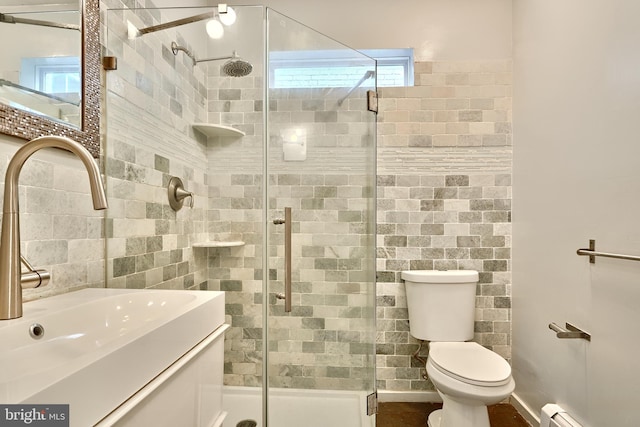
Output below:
[154,0,512,61]
[512,0,640,425]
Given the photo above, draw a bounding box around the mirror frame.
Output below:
[0,0,100,158]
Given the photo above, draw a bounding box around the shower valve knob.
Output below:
[275,293,286,300]
[168,176,193,211]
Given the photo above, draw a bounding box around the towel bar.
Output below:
[576,239,640,264]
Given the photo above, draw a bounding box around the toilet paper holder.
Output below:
[549,322,591,341]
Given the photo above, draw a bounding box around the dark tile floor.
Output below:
[376,402,531,427]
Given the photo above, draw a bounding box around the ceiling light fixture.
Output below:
[218,6,236,26]
[206,19,224,39]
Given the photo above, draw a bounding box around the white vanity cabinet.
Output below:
[104,323,229,427]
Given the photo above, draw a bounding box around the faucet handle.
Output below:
[175,187,194,208]
[20,255,50,289]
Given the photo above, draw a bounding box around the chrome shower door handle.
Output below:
[273,207,292,312]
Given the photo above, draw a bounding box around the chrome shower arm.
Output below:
[195,53,234,64]
[171,42,197,66]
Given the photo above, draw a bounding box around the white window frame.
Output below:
[269,48,414,89]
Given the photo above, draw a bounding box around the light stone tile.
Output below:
[21,213,53,241]
[420,123,447,135]
[396,122,422,135]
[444,199,470,212]
[469,174,496,187]
[26,240,68,265]
[396,98,422,111]
[383,110,410,122]
[53,216,88,239]
[444,223,470,236]
[468,122,496,134]
[69,239,104,263]
[431,86,456,98]
[395,247,422,260]
[51,263,88,287]
[430,235,457,248]
[112,218,155,238]
[21,158,54,188]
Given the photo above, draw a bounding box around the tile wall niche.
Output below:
[376,60,513,391]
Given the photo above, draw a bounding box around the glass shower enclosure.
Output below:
[104,5,376,427]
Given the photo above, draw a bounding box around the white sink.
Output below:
[0,288,225,426]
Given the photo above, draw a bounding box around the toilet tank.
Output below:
[401,270,479,341]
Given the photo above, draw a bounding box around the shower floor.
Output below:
[376,402,531,427]
[223,386,374,427]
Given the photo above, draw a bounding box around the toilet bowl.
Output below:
[401,270,515,427]
[426,342,515,427]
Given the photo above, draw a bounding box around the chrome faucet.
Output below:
[0,136,108,320]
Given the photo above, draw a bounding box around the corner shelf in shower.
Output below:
[192,123,245,138]
[192,241,246,248]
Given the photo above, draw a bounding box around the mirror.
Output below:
[0,0,100,157]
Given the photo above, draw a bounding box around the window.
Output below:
[270,48,414,89]
[20,56,81,102]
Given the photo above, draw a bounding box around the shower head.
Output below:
[196,51,253,77]
[222,54,253,77]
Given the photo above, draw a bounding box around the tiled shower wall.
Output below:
[205,56,377,390]
[376,60,513,391]
[102,5,211,290]
[203,63,265,388]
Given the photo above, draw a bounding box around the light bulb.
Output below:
[219,6,236,26]
[206,19,224,39]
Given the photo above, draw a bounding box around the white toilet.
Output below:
[401,270,515,427]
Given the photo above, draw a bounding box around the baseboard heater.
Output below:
[541,404,583,427]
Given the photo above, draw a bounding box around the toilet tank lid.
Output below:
[401,270,479,283]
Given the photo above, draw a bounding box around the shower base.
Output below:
[222,386,374,427]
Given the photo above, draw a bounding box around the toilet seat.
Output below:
[428,342,512,387]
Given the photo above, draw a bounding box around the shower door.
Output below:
[265,9,377,427]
